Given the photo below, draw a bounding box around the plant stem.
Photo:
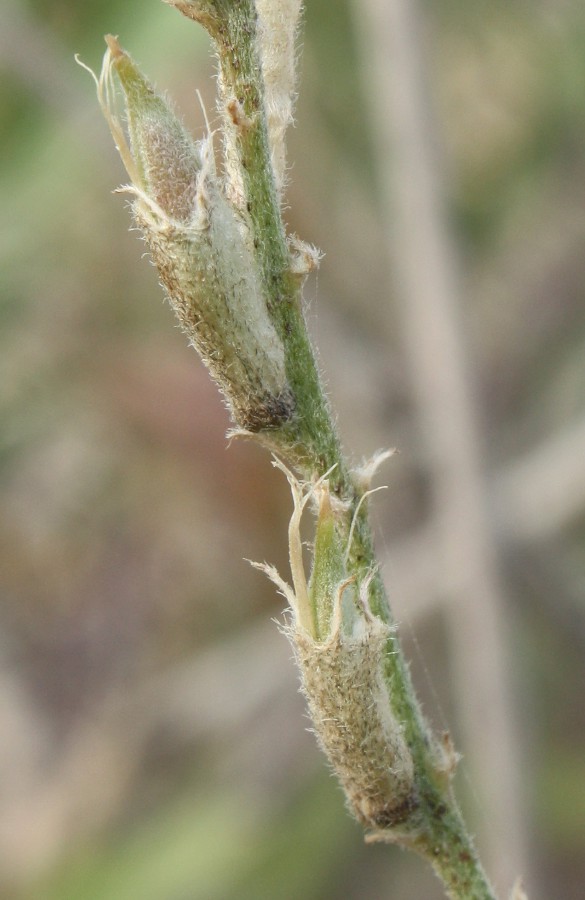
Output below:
[177,0,343,478]
[175,3,497,895]
[100,2,501,895]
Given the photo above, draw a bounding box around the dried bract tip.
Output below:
[289,235,322,278]
[433,730,461,787]
[226,98,254,130]
[354,448,396,493]
[104,33,123,59]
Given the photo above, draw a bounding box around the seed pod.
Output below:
[256,464,416,836]
[292,588,416,833]
[135,178,294,430]
[90,37,293,431]
[106,35,202,224]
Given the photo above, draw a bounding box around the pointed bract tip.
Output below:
[104,34,124,59]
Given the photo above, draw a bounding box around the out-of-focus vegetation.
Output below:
[1,0,585,898]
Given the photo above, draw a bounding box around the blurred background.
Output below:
[1,0,585,897]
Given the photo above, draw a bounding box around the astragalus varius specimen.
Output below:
[80,3,519,896]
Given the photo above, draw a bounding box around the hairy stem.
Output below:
[93,1,504,895]
[168,4,497,894]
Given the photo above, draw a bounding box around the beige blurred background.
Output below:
[1,0,585,897]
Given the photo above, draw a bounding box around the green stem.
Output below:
[209,0,344,478]
[163,3,497,896]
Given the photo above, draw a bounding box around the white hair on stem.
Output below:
[255,0,303,200]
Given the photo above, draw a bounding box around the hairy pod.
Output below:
[256,464,416,837]
[88,37,293,431]
[292,600,416,832]
[135,181,293,430]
